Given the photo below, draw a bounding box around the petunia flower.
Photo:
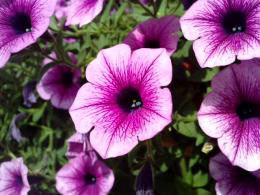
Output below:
[0,158,30,195]
[124,16,180,56]
[66,132,93,159]
[180,0,260,68]
[56,153,114,195]
[55,0,72,20]
[23,81,37,107]
[198,60,260,171]
[9,113,26,143]
[0,0,57,68]
[70,44,173,159]
[66,0,105,27]
[37,64,81,110]
[136,162,154,195]
[209,153,260,195]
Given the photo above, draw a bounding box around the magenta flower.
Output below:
[0,158,30,195]
[209,153,260,195]
[55,0,72,20]
[124,16,180,56]
[198,60,260,171]
[66,0,105,27]
[70,44,173,158]
[56,153,114,195]
[180,0,260,68]
[66,132,93,159]
[0,0,57,68]
[37,65,81,110]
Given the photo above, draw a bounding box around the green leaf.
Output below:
[192,171,209,187]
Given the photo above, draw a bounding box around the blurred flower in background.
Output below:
[37,64,81,110]
[0,158,30,195]
[55,0,72,20]
[124,16,180,56]
[23,81,37,107]
[209,153,260,195]
[56,153,114,195]
[66,132,93,159]
[66,0,105,27]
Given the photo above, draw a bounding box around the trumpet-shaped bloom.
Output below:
[56,153,114,195]
[0,0,57,68]
[180,0,260,68]
[0,158,30,195]
[209,153,260,195]
[70,44,173,159]
[198,60,260,171]
[37,65,81,110]
[66,0,105,27]
[124,16,180,56]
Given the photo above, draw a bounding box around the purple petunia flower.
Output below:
[65,0,105,27]
[0,0,57,68]
[56,153,114,195]
[136,162,154,195]
[198,60,260,171]
[0,158,30,195]
[180,0,260,68]
[37,65,81,110]
[55,0,72,20]
[9,113,26,143]
[69,44,173,158]
[124,16,180,56]
[209,153,260,195]
[66,132,93,159]
[23,81,37,107]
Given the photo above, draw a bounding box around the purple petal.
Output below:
[9,113,26,143]
[0,158,30,195]
[23,81,37,107]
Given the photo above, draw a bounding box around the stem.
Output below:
[146,140,153,160]
[150,0,157,17]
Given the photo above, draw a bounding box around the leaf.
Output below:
[189,68,219,82]
[192,171,209,187]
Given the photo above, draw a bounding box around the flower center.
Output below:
[222,10,246,34]
[236,101,260,120]
[61,71,74,86]
[84,173,96,185]
[10,12,32,34]
[144,39,160,48]
[117,87,142,112]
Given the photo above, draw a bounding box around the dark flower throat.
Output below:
[61,72,74,87]
[236,101,260,120]
[84,173,96,185]
[117,87,143,112]
[144,39,160,48]
[10,12,32,34]
[222,10,246,34]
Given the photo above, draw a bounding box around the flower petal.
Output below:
[86,44,131,86]
[130,48,172,87]
[66,0,104,27]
